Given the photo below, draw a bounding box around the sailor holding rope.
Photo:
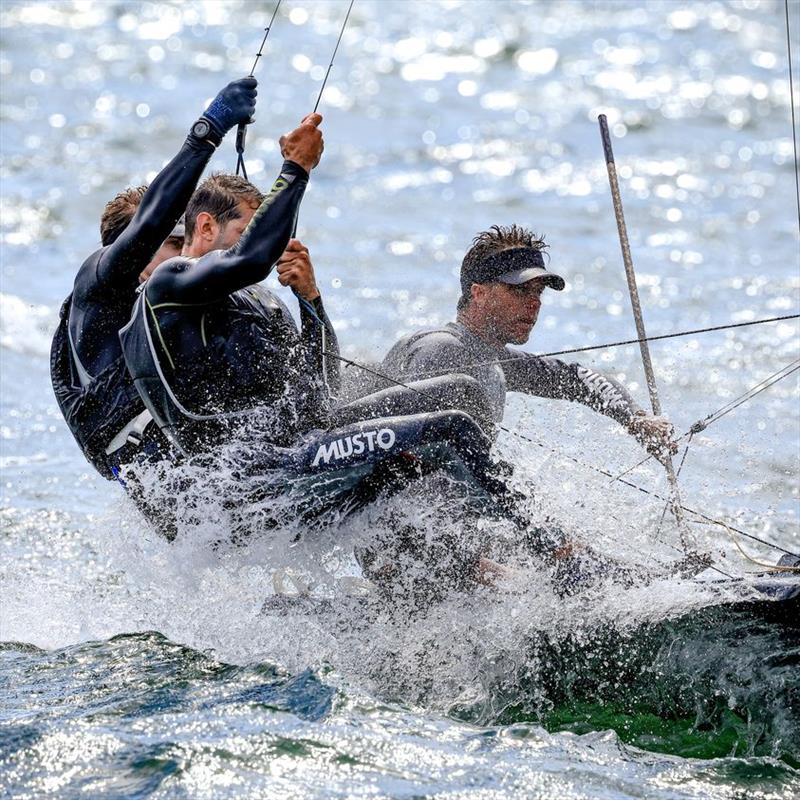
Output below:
[50,76,259,484]
[380,224,678,465]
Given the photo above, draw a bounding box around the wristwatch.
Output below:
[190,117,222,147]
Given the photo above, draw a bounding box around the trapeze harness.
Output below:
[50,125,222,480]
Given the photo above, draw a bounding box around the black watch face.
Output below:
[192,119,211,138]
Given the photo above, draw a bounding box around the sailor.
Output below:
[120,113,336,457]
[117,116,515,550]
[381,224,677,462]
[50,77,259,481]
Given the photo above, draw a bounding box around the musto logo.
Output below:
[312,428,396,467]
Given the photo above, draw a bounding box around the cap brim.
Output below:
[498,267,565,291]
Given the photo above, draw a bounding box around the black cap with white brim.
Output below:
[461,246,565,293]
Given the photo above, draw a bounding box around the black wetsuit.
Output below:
[381,321,644,430]
[50,130,217,479]
[120,160,340,456]
[118,157,521,541]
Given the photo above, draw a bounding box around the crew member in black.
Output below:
[120,114,332,456]
[381,224,677,462]
[50,77,258,480]
[176,171,342,413]
[118,116,513,542]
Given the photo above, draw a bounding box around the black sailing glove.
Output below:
[203,77,258,139]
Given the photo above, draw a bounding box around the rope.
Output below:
[323,347,799,561]
[653,430,696,538]
[313,0,355,114]
[235,0,283,180]
[612,357,800,481]
[690,360,800,434]
[785,0,800,231]
[402,314,800,381]
[709,518,800,573]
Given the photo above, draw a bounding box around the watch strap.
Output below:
[190,116,223,148]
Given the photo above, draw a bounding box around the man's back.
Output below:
[127,263,327,449]
[68,244,149,380]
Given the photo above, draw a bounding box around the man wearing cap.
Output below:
[380,224,674,461]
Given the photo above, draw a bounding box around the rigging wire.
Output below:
[612,357,800,481]
[235,0,283,180]
[401,313,800,381]
[313,0,355,114]
[785,0,800,231]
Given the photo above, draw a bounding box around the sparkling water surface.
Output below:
[1,1,799,798]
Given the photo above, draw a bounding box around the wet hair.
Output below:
[100,186,147,246]
[457,224,548,310]
[184,173,264,243]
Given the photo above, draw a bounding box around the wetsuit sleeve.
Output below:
[300,295,341,396]
[90,133,217,297]
[501,350,644,426]
[151,161,308,305]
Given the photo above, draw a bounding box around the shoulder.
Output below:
[71,248,106,302]
[389,324,462,356]
[384,323,468,375]
[144,255,193,296]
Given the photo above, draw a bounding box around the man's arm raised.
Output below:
[93,77,258,296]
[154,114,324,305]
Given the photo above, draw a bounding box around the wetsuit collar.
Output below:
[447,321,507,356]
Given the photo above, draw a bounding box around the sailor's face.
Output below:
[212,201,257,250]
[480,279,545,345]
[138,237,183,283]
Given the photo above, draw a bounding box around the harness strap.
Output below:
[105,409,154,455]
[138,290,267,422]
[65,313,93,388]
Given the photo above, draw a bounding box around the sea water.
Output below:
[1,1,799,797]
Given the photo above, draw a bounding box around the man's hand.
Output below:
[276,239,319,300]
[627,411,678,466]
[279,113,324,173]
[203,77,258,136]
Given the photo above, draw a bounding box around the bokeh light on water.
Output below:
[1,1,799,797]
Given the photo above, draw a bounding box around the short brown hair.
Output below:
[100,186,147,246]
[458,224,548,310]
[184,173,264,243]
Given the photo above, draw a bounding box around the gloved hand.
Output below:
[203,77,258,137]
